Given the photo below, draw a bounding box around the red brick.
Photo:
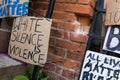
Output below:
[63,3,94,17]
[32,10,46,17]
[48,46,66,57]
[51,55,80,70]
[90,0,96,8]
[57,21,77,31]
[50,28,63,38]
[47,53,53,61]
[62,69,77,79]
[70,32,87,43]
[52,55,64,66]
[48,46,55,54]
[73,25,90,35]
[45,63,56,72]
[77,16,91,26]
[54,3,64,11]
[78,0,91,4]
[63,31,70,40]
[52,20,58,27]
[78,0,96,8]
[67,50,84,61]
[63,59,80,70]
[55,47,66,57]
[52,11,76,21]
[56,39,85,51]
[49,37,56,45]
[32,2,48,9]
[56,0,77,3]
[55,66,62,74]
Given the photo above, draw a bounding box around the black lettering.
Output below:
[84,60,92,72]
[93,62,99,73]
[38,54,45,64]
[106,68,113,76]
[107,76,113,80]
[104,57,109,64]
[30,18,36,31]
[113,70,120,79]
[20,18,28,31]
[34,19,43,33]
[23,49,28,59]
[106,27,120,51]
[98,76,104,80]
[100,64,106,74]
[82,71,89,80]
[9,44,21,56]
[27,51,34,60]
[10,31,17,42]
[37,34,43,46]
[114,10,120,23]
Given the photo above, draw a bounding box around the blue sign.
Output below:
[0,0,29,17]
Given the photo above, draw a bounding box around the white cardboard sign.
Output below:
[105,0,120,25]
[8,16,52,66]
[79,50,120,80]
[103,26,120,54]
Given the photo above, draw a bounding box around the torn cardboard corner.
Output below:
[105,0,120,26]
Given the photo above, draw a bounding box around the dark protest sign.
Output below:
[105,0,120,25]
[8,17,52,66]
[103,26,120,54]
[0,0,29,18]
[79,50,120,80]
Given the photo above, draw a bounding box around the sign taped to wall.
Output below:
[105,0,120,25]
[0,0,29,18]
[103,26,120,54]
[8,16,52,66]
[79,50,120,80]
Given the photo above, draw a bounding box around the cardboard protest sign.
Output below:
[8,16,52,66]
[79,50,120,80]
[105,0,120,25]
[0,0,29,18]
[103,26,120,54]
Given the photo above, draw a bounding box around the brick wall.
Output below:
[29,0,95,80]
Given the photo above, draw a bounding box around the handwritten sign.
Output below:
[8,17,52,66]
[79,50,120,80]
[103,26,120,54]
[105,0,120,25]
[0,0,29,18]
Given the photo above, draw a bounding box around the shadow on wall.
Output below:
[0,18,14,53]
